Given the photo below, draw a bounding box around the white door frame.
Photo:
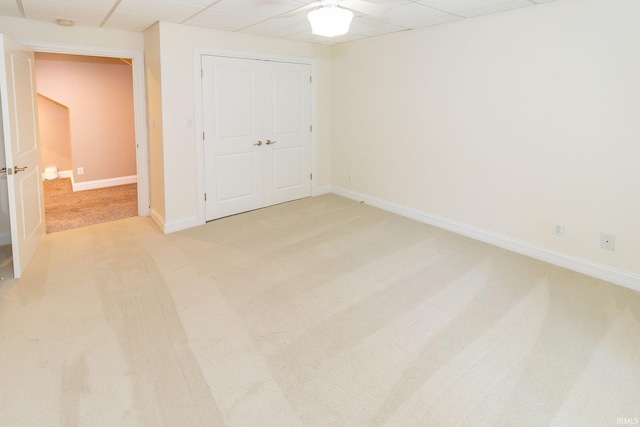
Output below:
[193,47,318,226]
[20,40,150,217]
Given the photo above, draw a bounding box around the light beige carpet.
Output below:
[44,178,138,233]
[0,194,638,426]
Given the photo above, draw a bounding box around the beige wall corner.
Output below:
[144,22,166,224]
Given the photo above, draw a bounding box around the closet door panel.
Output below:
[264,63,312,206]
[202,56,267,220]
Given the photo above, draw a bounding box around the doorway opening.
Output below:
[35,53,138,233]
[0,38,149,280]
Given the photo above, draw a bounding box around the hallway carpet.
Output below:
[0,194,638,425]
[44,178,138,233]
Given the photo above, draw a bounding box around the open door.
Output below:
[0,35,45,278]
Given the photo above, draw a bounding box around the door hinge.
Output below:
[309,125,312,132]
[204,193,207,201]
[203,132,205,140]
[310,76,312,83]
[201,69,203,78]
[310,173,312,180]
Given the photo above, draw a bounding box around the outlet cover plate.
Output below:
[600,233,615,251]
[553,223,564,236]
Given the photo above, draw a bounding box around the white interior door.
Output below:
[202,55,311,221]
[0,35,45,278]
[264,62,311,206]
[202,56,268,221]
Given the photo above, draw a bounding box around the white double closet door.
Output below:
[202,55,312,221]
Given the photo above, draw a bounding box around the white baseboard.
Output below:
[314,185,332,196]
[150,208,165,232]
[73,175,137,192]
[331,186,640,293]
[41,169,73,181]
[0,231,11,246]
[151,209,200,234]
[164,215,200,234]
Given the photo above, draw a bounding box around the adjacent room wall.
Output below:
[37,94,72,172]
[34,53,137,184]
[145,22,332,229]
[332,0,640,277]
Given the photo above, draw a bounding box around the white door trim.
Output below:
[193,47,318,226]
[20,40,150,217]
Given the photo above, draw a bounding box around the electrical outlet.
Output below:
[552,223,564,237]
[77,167,84,175]
[600,233,615,251]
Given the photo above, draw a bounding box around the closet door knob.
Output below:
[254,141,263,146]
[265,140,277,145]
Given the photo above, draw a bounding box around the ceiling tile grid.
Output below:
[6,0,559,44]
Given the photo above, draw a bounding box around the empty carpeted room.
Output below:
[0,0,639,425]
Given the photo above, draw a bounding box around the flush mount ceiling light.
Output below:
[307,6,354,38]
[280,0,389,38]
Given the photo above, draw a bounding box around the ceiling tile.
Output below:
[361,23,408,37]
[416,0,523,14]
[241,13,311,37]
[0,0,22,17]
[184,8,265,31]
[403,13,463,30]
[173,0,215,6]
[102,10,158,31]
[348,16,400,34]
[369,2,447,25]
[457,0,534,18]
[115,0,206,22]
[21,0,110,24]
[211,0,305,18]
[40,0,115,7]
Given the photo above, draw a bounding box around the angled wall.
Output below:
[37,94,72,172]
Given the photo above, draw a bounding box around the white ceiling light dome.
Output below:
[307,6,354,37]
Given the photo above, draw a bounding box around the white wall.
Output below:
[0,16,143,50]
[146,22,332,228]
[144,23,166,222]
[332,0,640,278]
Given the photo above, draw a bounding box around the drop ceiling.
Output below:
[1,0,559,44]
